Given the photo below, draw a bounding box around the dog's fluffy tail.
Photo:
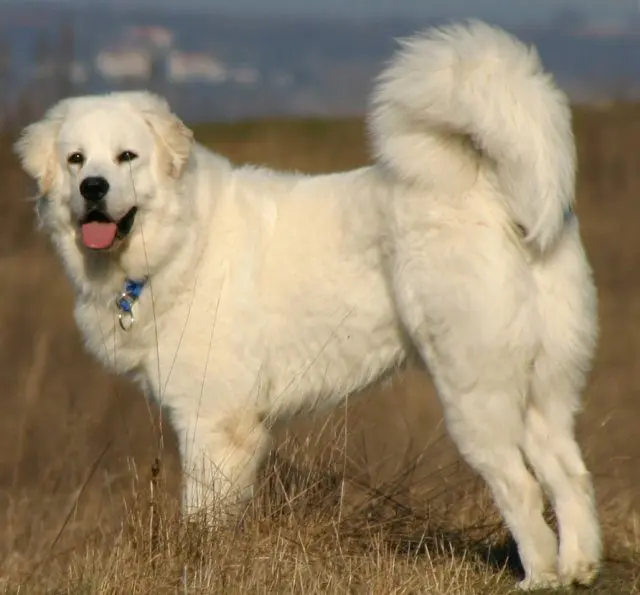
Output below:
[369,21,575,253]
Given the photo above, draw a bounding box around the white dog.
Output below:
[15,22,600,590]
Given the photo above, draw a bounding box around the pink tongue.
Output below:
[81,221,118,249]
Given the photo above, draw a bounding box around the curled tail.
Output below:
[369,20,576,253]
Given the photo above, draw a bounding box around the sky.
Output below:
[4,0,639,24]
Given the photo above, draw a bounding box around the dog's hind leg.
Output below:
[391,232,559,589]
[430,368,560,590]
[395,332,559,587]
[522,394,600,588]
[522,226,600,587]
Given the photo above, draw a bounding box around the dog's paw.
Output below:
[559,561,600,588]
[516,571,561,591]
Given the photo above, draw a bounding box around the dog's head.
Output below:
[15,91,193,264]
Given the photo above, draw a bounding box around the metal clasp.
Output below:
[116,292,136,332]
[118,310,135,331]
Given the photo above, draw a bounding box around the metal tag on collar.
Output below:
[116,293,135,331]
[115,278,146,331]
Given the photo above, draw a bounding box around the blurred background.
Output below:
[1,1,640,591]
[1,0,640,125]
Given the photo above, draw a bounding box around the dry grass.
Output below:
[1,106,640,593]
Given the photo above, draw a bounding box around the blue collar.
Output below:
[115,277,147,331]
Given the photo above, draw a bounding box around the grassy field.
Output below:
[0,106,639,593]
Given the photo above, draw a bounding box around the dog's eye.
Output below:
[67,152,84,166]
[117,150,138,164]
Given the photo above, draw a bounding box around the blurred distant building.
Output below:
[92,25,260,87]
[95,48,153,81]
[167,51,228,83]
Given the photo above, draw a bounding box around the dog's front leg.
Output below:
[172,402,272,522]
[145,298,272,522]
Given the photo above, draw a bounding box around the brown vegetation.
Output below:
[0,107,639,593]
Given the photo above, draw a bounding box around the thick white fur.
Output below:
[15,22,600,590]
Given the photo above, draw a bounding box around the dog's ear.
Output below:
[124,92,193,177]
[14,104,67,194]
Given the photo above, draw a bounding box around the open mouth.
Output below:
[79,207,137,251]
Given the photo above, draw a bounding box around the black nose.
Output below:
[79,176,110,202]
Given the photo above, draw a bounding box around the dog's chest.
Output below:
[73,296,160,375]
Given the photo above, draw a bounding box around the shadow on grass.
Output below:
[252,448,527,581]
